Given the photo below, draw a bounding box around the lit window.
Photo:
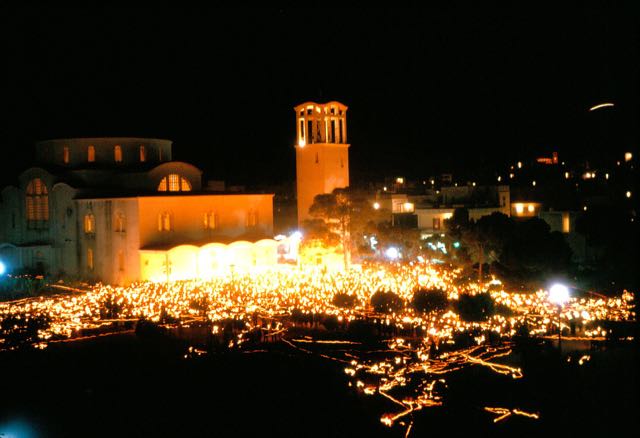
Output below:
[26,178,49,227]
[87,248,94,270]
[157,174,192,192]
[114,145,122,162]
[63,146,70,164]
[84,214,95,233]
[140,145,146,162]
[433,218,441,230]
[158,212,172,231]
[527,204,535,213]
[515,203,524,214]
[562,213,570,233]
[204,212,218,230]
[88,145,95,162]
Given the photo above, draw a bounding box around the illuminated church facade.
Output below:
[0,138,274,284]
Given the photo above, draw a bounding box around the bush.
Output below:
[456,292,496,322]
[332,292,357,309]
[370,291,404,314]
[411,289,449,313]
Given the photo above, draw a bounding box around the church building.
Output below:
[0,138,274,284]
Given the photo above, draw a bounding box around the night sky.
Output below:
[0,6,637,187]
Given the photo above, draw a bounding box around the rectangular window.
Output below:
[246,210,258,228]
[115,214,125,232]
[562,213,570,233]
[168,174,180,191]
[87,248,94,270]
[307,120,313,144]
[63,146,70,164]
[88,145,95,162]
[158,213,171,231]
[139,145,146,162]
[339,120,344,143]
[204,212,218,230]
[330,120,335,143]
[114,145,123,163]
[433,218,441,230]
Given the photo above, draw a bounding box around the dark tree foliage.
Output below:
[500,218,572,277]
[370,291,404,314]
[411,288,449,313]
[456,292,496,322]
[332,292,357,309]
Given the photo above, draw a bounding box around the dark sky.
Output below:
[0,5,637,187]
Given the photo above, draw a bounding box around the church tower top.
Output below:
[294,101,348,148]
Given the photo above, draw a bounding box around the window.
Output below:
[26,178,49,227]
[158,212,172,231]
[88,145,95,162]
[87,248,94,270]
[204,211,218,230]
[139,145,146,162]
[118,251,125,271]
[63,146,70,164]
[246,210,258,228]
[157,174,192,192]
[84,213,95,233]
[114,145,122,163]
[115,213,126,232]
[433,218,441,230]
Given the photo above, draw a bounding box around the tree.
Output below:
[370,291,404,314]
[456,292,496,322]
[411,288,449,313]
[305,188,385,268]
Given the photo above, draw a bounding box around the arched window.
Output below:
[84,213,95,233]
[139,145,146,162]
[26,178,49,227]
[114,145,123,163]
[114,213,126,232]
[88,145,96,162]
[157,174,192,192]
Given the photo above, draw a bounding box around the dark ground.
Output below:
[0,332,637,437]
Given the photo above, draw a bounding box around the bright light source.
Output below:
[532,180,536,187]
[626,191,632,198]
[385,247,400,260]
[0,261,5,275]
[373,202,380,210]
[517,161,522,169]
[403,202,414,212]
[515,203,524,214]
[548,284,570,305]
[453,241,460,248]
[290,231,303,241]
[625,152,632,162]
[298,139,306,148]
[564,172,570,179]
[396,177,404,184]
[527,204,535,213]
[589,102,614,111]
[583,205,588,211]
[497,176,501,182]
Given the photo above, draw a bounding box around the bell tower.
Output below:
[294,101,350,225]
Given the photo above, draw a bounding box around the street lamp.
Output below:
[549,283,570,351]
